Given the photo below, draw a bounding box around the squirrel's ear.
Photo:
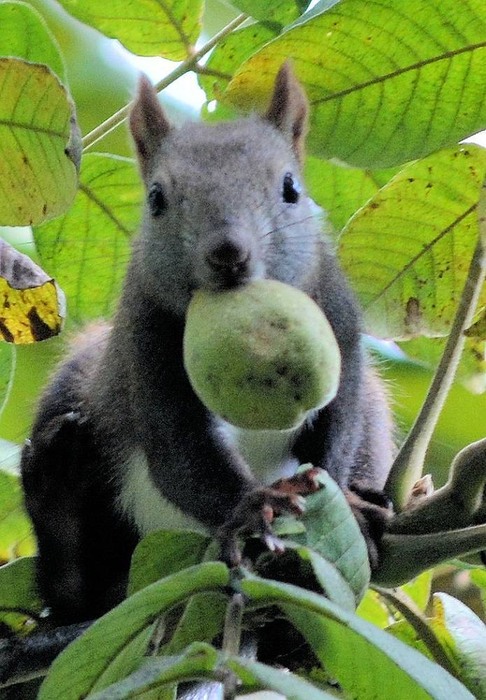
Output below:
[129,75,171,175]
[265,62,309,164]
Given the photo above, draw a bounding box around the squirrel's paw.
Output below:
[217,487,305,568]
[345,482,393,570]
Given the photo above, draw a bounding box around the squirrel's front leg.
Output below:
[129,310,317,567]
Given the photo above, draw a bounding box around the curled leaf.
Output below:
[0,239,65,344]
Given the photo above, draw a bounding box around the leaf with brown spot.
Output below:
[339,146,486,340]
[0,239,65,344]
[0,58,80,226]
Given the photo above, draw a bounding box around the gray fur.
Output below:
[21,65,395,623]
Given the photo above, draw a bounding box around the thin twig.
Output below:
[82,13,248,152]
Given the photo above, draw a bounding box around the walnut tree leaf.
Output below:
[0,58,80,226]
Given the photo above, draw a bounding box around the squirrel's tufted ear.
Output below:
[129,75,171,176]
[265,62,309,164]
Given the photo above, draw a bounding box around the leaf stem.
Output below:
[386,191,486,510]
[81,13,248,152]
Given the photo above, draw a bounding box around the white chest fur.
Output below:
[219,421,300,484]
[117,423,301,537]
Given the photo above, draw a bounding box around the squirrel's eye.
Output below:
[148,182,168,216]
[282,172,300,204]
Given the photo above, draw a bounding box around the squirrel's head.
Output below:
[129,64,321,315]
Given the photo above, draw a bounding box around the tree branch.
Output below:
[82,14,248,152]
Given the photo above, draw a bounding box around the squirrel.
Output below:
[21,63,394,626]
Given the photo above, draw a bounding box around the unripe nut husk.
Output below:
[183,279,341,430]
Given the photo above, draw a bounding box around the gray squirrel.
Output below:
[21,63,394,626]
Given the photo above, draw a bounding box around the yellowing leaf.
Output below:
[0,58,80,226]
[0,240,65,344]
[339,146,486,339]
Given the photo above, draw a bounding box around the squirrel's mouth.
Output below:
[196,262,256,293]
[205,273,251,293]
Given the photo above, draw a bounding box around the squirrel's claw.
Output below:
[217,486,305,567]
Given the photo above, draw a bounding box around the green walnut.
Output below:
[183,279,341,431]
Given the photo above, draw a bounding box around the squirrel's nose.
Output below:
[206,238,250,272]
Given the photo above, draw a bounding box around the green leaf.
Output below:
[128,532,227,659]
[294,546,356,611]
[128,530,211,595]
[356,588,390,628]
[0,1,66,82]
[226,0,486,168]
[0,58,80,226]
[270,470,370,605]
[88,642,338,700]
[255,545,356,611]
[229,1,310,27]
[86,625,156,697]
[386,619,433,660]
[0,556,41,632]
[55,0,204,60]
[0,344,15,419]
[0,465,35,561]
[339,145,486,339]
[39,562,230,700]
[88,643,221,700]
[242,575,475,700]
[470,568,486,611]
[299,470,370,603]
[34,154,142,321]
[399,335,486,392]
[0,556,39,614]
[400,571,433,611]
[305,156,398,232]
[227,654,338,699]
[431,593,486,699]
[164,591,227,654]
[199,22,277,102]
